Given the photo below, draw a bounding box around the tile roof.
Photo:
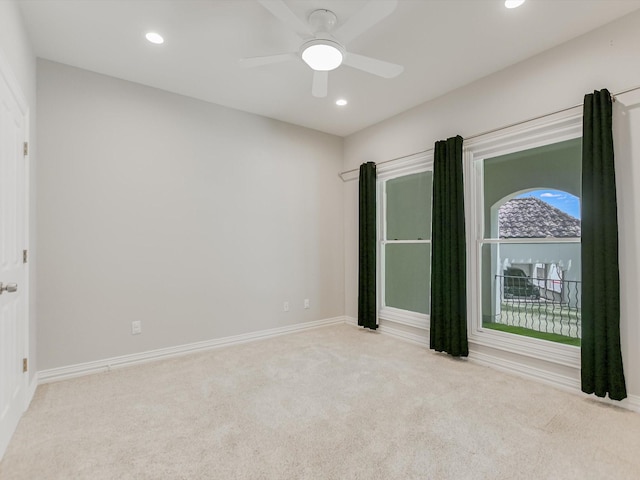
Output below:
[499,197,581,238]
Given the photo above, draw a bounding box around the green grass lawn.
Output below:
[482,322,581,347]
[500,302,581,321]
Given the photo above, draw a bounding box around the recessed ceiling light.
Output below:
[336,99,348,106]
[505,0,525,8]
[145,32,164,45]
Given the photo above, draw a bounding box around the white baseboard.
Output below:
[378,322,576,389]
[378,324,429,347]
[621,394,640,413]
[38,317,346,384]
[346,316,430,346]
[37,315,640,414]
[345,316,357,327]
[372,318,640,414]
[25,374,38,410]
[468,348,580,390]
[584,393,640,413]
[345,316,429,346]
[469,348,640,412]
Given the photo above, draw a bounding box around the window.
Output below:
[377,153,433,329]
[482,183,582,347]
[465,109,583,366]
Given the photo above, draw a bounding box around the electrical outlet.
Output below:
[131,320,142,335]
[283,301,290,312]
[304,299,310,309]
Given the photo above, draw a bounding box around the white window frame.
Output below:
[377,151,433,330]
[464,107,583,368]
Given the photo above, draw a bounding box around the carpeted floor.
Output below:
[1,324,639,479]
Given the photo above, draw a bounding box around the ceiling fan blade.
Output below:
[257,0,313,38]
[239,52,297,68]
[332,0,398,44]
[312,71,328,98]
[343,52,403,78]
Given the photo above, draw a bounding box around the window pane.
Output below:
[385,243,430,314]
[482,138,581,239]
[386,171,432,240]
[480,242,581,345]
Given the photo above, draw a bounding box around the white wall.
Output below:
[37,60,344,370]
[343,10,640,400]
[0,0,37,382]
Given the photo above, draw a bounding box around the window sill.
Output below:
[379,307,429,330]
[468,325,580,369]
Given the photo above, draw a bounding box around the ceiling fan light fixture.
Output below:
[301,40,343,71]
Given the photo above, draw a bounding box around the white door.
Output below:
[0,59,28,459]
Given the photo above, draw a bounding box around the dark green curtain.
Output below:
[581,89,626,400]
[358,162,378,330]
[430,136,468,356]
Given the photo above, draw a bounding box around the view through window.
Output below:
[480,138,582,346]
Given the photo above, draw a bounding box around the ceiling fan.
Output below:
[240,0,404,98]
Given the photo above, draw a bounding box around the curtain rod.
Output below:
[339,84,640,178]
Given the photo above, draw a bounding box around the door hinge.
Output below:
[23,358,28,373]
[23,249,28,264]
[23,142,28,156]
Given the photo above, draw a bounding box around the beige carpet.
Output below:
[1,324,639,479]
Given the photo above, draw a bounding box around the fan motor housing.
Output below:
[308,9,338,33]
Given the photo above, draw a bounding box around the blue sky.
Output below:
[516,189,581,219]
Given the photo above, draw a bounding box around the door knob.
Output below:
[0,282,18,295]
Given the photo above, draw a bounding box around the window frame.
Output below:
[377,151,433,330]
[464,107,583,369]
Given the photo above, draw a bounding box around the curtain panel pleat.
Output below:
[430,135,468,357]
[358,162,378,330]
[581,89,627,400]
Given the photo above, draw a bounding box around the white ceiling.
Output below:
[18,0,640,137]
